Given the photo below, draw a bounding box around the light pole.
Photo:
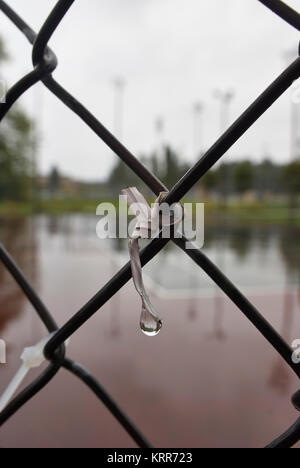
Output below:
[193,101,204,160]
[214,89,235,201]
[211,90,235,340]
[155,116,164,151]
[214,89,235,134]
[113,77,126,140]
[283,49,300,160]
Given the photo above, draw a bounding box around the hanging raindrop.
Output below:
[121,187,182,337]
[140,304,162,337]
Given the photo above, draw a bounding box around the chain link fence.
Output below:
[0,0,299,449]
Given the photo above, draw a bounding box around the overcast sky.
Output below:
[0,0,299,181]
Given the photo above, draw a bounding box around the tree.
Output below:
[200,169,218,194]
[0,37,8,62]
[48,166,61,195]
[233,161,254,194]
[281,160,300,211]
[0,36,35,202]
[160,146,190,189]
[107,145,189,195]
[108,158,143,192]
[255,159,281,199]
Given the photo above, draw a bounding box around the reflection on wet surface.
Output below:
[0,218,37,335]
[0,215,299,448]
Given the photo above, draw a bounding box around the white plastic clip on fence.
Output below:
[122,187,184,337]
[0,333,68,413]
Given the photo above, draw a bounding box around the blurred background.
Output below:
[0,0,299,448]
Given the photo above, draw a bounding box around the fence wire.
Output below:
[0,0,299,449]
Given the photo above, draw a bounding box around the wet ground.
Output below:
[0,215,299,448]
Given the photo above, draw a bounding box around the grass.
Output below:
[203,201,300,225]
[0,199,101,216]
[0,198,300,225]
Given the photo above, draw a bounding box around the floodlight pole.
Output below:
[193,101,204,160]
[113,77,126,140]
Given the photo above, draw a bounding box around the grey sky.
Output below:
[1,0,299,181]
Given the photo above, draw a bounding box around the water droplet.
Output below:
[140,307,162,337]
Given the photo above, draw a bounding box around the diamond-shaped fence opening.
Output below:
[0,0,299,449]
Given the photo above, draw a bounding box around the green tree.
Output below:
[160,146,189,189]
[281,160,300,212]
[233,161,254,194]
[255,159,281,198]
[0,37,8,62]
[107,145,189,195]
[108,158,143,192]
[0,37,35,202]
[48,166,61,195]
[200,169,218,193]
